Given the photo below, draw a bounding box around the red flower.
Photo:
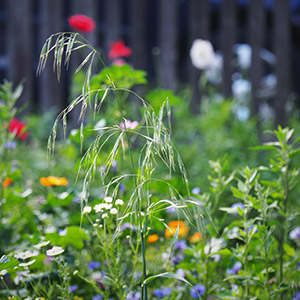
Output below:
[68,14,96,33]
[8,118,28,140]
[108,40,132,60]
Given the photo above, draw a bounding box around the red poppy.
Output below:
[108,40,132,60]
[8,118,28,140]
[68,14,96,33]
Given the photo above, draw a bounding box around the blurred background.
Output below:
[1,0,300,126]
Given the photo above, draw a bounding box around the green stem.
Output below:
[279,169,289,300]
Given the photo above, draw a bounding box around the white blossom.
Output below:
[83,206,92,214]
[19,259,36,267]
[190,39,216,70]
[115,199,124,206]
[34,240,50,249]
[14,250,39,260]
[46,246,64,256]
[104,196,113,203]
[110,208,118,215]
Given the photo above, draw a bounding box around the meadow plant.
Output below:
[36,32,203,299]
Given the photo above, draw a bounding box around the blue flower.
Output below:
[289,227,300,240]
[69,284,78,292]
[92,295,104,300]
[162,288,172,296]
[153,289,164,298]
[231,202,244,215]
[190,284,206,298]
[2,141,16,149]
[174,240,187,251]
[226,262,242,274]
[192,187,201,194]
[88,261,101,270]
[125,291,140,300]
[166,206,176,214]
[292,292,300,300]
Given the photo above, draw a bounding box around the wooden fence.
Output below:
[0,0,297,125]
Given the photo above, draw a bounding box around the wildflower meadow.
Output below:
[0,10,300,300]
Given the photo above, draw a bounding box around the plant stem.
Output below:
[279,169,289,300]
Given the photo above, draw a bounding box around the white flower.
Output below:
[234,44,252,69]
[204,237,225,255]
[14,270,30,285]
[190,39,216,70]
[14,250,39,260]
[34,241,50,249]
[102,213,108,219]
[94,203,110,212]
[104,196,113,203]
[110,208,118,215]
[0,269,7,276]
[46,246,64,256]
[83,206,92,214]
[115,199,124,206]
[19,259,36,267]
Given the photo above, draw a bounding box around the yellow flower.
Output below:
[40,176,68,187]
[165,220,189,239]
[147,234,159,244]
[2,177,13,187]
[73,296,84,300]
[188,232,202,243]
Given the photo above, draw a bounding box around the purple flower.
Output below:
[231,202,244,215]
[162,288,172,296]
[289,227,300,240]
[176,268,185,278]
[2,141,16,149]
[153,289,164,298]
[166,206,176,214]
[174,240,187,251]
[292,292,300,300]
[171,254,185,265]
[92,295,104,300]
[88,261,101,270]
[69,284,78,292]
[119,182,126,193]
[120,222,135,232]
[227,261,242,274]
[192,187,201,194]
[190,284,206,298]
[126,291,140,300]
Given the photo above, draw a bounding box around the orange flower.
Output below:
[147,234,159,244]
[188,232,202,243]
[165,220,189,239]
[2,177,13,187]
[40,176,68,187]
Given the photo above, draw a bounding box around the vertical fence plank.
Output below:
[104,0,121,56]
[249,0,265,117]
[159,0,178,90]
[39,0,64,112]
[189,0,210,112]
[131,0,147,71]
[7,0,33,112]
[274,0,291,125]
[221,0,236,98]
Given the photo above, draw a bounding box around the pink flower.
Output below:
[120,120,139,130]
[108,40,132,60]
[8,118,28,140]
[68,14,96,33]
[112,58,126,66]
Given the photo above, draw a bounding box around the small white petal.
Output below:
[46,246,64,256]
[104,196,113,203]
[110,208,118,215]
[115,199,124,206]
[102,213,108,219]
[83,206,92,214]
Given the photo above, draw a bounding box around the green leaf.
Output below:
[47,192,73,207]
[145,89,182,114]
[283,243,295,257]
[0,255,20,271]
[231,186,245,200]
